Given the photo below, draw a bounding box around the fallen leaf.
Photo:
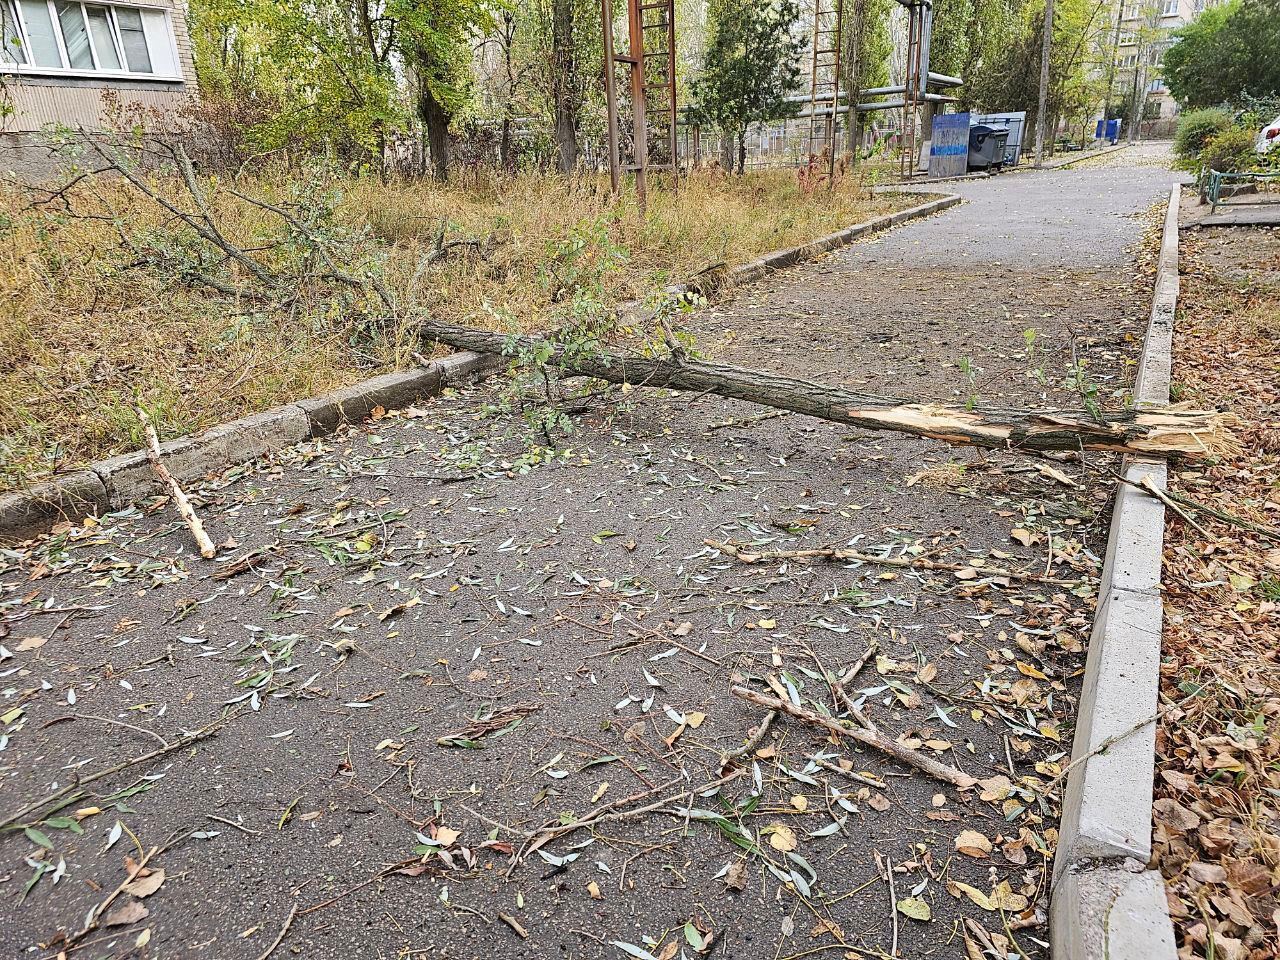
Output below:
[897,897,931,921]
[767,823,798,852]
[955,830,992,858]
[121,868,165,899]
[104,899,149,927]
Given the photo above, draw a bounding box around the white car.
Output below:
[1259,114,1280,154]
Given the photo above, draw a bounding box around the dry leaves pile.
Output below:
[1153,224,1280,960]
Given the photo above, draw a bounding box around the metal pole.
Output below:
[1033,0,1055,166]
[827,0,843,184]
[665,0,678,187]
[626,0,647,214]
[601,0,621,194]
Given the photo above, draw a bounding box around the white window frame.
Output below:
[0,1,182,81]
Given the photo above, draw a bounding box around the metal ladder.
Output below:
[603,0,678,212]
[808,0,844,178]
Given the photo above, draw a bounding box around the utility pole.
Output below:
[1033,0,1055,166]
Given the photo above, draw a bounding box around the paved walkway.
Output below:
[0,149,1184,960]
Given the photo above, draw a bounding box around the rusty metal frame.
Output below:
[807,0,844,184]
[602,0,678,214]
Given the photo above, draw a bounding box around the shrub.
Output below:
[1174,108,1232,168]
[1199,127,1260,173]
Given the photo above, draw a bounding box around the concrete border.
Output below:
[1036,142,1132,171]
[1049,187,1180,960]
[0,191,961,542]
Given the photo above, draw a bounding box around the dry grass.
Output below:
[0,167,908,492]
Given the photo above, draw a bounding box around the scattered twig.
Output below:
[41,713,170,749]
[0,709,239,831]
[805,755,887,790]
[255,904,298,960]
[705,539,1085,587]
[720,707,778,767]
[518,770,746,867]
[298,857,426,917]
[1118,471,1280,542]
[136,406,216,559]
[1138,472,1211,538]
[886,857,900,959]
[207,813,262,836]
[498,912,529,939]
[729,686,977,789]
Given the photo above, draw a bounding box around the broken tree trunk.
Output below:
[418,319,1233,457]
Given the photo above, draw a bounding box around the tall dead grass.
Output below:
[0,167,904,491]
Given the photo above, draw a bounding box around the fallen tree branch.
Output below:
[416,317,1235,457]
[0,709,239,831]
[729,686,977,789]
[705,538,1085,586]
[136,406,216,559]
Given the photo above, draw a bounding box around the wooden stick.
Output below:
[136,406,216,559]
[255,904,298,960]
[706,538,1084,586]
[729,686,977,789]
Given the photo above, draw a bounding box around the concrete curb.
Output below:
[0,192,961,542]
[1049,187,1180,959]
[731,193,961,286]
[1035,142,1132,171]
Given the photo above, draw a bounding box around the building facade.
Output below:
[1113,0,1221,124]
[0,0,196,138]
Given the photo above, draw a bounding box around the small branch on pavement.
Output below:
[729,686,977,789]
[136,406,216,559]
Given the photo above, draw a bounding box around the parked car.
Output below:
[1258,114,1280,154]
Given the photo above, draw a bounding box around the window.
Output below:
[0,0,179,78]
[1162,0,1178,13]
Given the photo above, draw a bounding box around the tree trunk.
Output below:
[554,102,579,173]
[737,131,747,174]
[418,85,450,180]
[500,116,513,170]
[417,319,1233,457]
[551,0,580,174]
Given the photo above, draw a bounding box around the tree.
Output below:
[394,0,495,179]
[1163,0,1280,109]
[188,0,403,168]
[523,0,601,173]
[688,0,805,173]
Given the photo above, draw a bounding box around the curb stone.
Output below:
[1049,187,1180,958]
[0,192,961,543]
[1051,859,1178,960]
[1031,142,1132,171]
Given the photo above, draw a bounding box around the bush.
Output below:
[1200,127,1260,173]
[1174,108,1232,168]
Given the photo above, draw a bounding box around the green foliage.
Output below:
[188,0,494,174]
[688,0,805,171]
[1173,108,1232,168]
[189,0,402,167]
[963,0,1114,135]
[1199,126,1261,173]
[1163,0,1280,109]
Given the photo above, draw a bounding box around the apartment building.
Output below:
[1114,0,1221,122]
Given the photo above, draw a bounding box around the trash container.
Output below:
[967,125,1010,171]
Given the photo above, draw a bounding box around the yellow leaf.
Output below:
[1015,661,1048,680]
[790,795,808,813]
[950,881,993,910]
[767,823,798,852]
